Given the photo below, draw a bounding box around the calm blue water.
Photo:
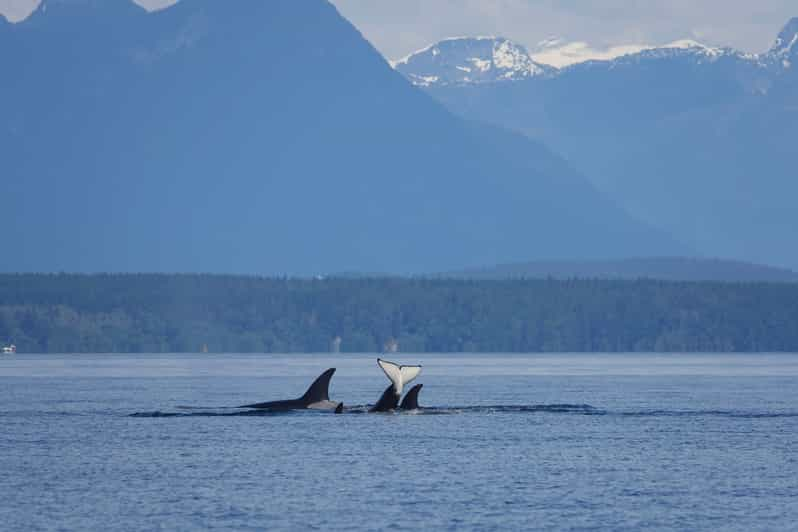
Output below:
[1,353,797,531]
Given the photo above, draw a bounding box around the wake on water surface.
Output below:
[127,405,798,418]
[130,404,598,417]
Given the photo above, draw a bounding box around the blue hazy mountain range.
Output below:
[396,19,798,269]
[0,0,689,275]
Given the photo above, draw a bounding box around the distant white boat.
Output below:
[2,344,16,354]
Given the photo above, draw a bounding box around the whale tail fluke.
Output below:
[377,358,422,397]
[399,383,423,410]
[300,368,336,405]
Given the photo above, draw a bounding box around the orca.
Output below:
[240,368,340,411]
[369,359,422,412]
[370,384,400,412]
[377,358,421,396]
[399,384,423,410]
[370,382,423,412]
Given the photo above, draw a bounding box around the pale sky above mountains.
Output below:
[1,0,795,64]
[330,1,796,61]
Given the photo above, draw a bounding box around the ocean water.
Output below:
[1,353,797,531]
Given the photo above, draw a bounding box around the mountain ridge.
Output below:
[396,16,798,269]
[396,18,798,87]
[1,0,683,274]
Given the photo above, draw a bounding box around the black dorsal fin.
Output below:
[399,383,423,410]
[300,368,336,404]
[370,384,400,412]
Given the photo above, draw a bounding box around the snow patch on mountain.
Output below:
[611,40,749,65]
[531,37,742,68]
[661,39,725,56]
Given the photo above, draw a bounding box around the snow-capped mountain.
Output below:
[599,40,745,64]
[765,17,798,68]
[392,37,554,86]
[560,39,759,79]
[399,16,798,270]
[394,22,798,87]
[529,37,751,69]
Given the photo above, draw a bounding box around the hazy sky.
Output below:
[331,1,796,59]
[1,0,795,60]
[0,0,177,21]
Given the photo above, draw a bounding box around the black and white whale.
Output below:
[399,384,423,410]
[240,368,341,412]
[371,385,402,412]
[370,359,422,412]
[370,383,424,411]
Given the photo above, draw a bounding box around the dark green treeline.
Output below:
[0,274,796,353]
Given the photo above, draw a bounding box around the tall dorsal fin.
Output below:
[399,383,423,410]
[300,368,336,404]
[377,358,422,396]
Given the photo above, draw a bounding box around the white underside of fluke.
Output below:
[377,358,422,397]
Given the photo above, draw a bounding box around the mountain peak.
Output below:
[17,0,147,28]
[392,36,554,87]
[770,17,798,65]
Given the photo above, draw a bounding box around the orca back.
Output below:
[370,384,400,412]
[399,383,423,410]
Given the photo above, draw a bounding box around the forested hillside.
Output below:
[441,257,798,282]
[1,274,796,353]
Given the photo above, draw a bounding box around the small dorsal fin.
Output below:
[300,368,336,405]
[400,383,423,410]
